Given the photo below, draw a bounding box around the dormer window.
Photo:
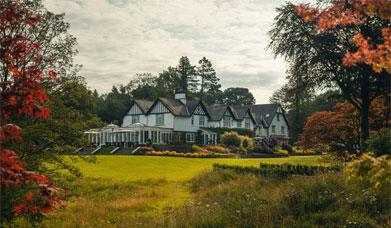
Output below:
[266,114,270,118]
[276,114,280,121]
[191,116,194,125]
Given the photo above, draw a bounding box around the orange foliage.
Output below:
[295,0,391,73]
[298,103,360,150]
[299,96,389,150]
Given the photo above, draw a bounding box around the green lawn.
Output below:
[67,155,322,181]
[11,155,324,227]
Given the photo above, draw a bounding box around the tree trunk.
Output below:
[360,73,370,152]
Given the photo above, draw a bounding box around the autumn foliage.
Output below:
[1,2,61,222]
[295,0,391,73]
[298,96,389,152]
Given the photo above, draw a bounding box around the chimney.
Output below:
[174,89,186,105]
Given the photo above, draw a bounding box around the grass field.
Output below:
[13,155,323,227]
[66,155,323,181]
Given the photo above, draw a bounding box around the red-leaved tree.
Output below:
[1,2,61,223]
[294,0,391,149]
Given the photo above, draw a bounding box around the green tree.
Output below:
[156,67,181,98]
[197,57,220,99]
[97,85,132,125]
[268,2,390,150]
[221,87,255,105]
[176,56,197,93]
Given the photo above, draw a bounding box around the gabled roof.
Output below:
[147,98,209,117]
[232,106,257,125]
[133,99,154,114]
[206,104,237,121]
[248,103,280,126]
[154,97,189,116]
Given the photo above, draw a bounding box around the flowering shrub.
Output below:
[204,145,230,154]
[221,132,241,147]
[146,151,212,158]
[344,154,391,191]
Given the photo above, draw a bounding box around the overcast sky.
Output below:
[43,0,308,103]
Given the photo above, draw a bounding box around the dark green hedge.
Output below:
[204,127,254,137]
[213,163,340,177]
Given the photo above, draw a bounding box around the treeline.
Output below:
[95,56,255,124]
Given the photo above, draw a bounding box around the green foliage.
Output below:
[205,127,253,137]
[253,146,274,154]
[191,144,204,152]
[220,131,241,147]
[220,87,255,105]
[367,129,391,156]
[170,167,390,227]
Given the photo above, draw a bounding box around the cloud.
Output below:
[43,0,298,103]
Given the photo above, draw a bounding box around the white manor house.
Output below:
[85,91,289,147]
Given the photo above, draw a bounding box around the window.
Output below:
[156,114,164,126]
[223,116,231,127]
[272,125,276,134]
[276,114,280,121]
[186,133,195,143]
[191,116,195,125]
[281,126,285,134]
[245,119,250,129]
[237,121,242,128]
[199,116,205,126]
[131,115,140,124]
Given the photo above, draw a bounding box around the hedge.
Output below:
[203,127,254,137]
[213,163,340,177]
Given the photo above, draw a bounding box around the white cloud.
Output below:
[43,0,301,103]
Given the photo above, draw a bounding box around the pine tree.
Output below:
[176,56,197,93]
[197,57,221,99]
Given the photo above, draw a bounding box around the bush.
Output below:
[367,129,391,156]
[204,145,230,154]
[253,146,274,154]
[221,132,241,147]
[282,144,293,154]
[146,150,212,158]
[240,136,253,151]
[191,144,204,152]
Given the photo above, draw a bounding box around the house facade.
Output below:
[85,91,289,147]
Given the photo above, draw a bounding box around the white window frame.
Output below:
[186,133,195,143]
[131,115,140,124]
[223,116,231,127]
[272,125,276,134]
[156,114,164,126]
[281,126,285,134]
[245,118,250,129]
[237,121,242,128]
[191,116,195,125]
[199,115,205,126]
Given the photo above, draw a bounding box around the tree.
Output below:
[97,85,132,125]
[176,56,197,93]
[268,0,390,151]
[1,1,63,223]
[298,103,361,153]
[221,87,255,105]
[197,57,220,99]
[156,67,181,98]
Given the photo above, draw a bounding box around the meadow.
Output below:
[64,155,323,181]
[7,155,322,227]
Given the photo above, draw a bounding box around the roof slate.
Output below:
[134,99,154,113]
[248,103,280,126]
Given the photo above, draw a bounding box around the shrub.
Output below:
[191,144,204,152]
[253,146,274,154]
[282,144,293,154]
[221,132,241,147]
[204,145,230,154]
[146,150,212,158]
[240,136,253,151]
[367,129,391,156]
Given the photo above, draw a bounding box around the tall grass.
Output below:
[166,169,391,227]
